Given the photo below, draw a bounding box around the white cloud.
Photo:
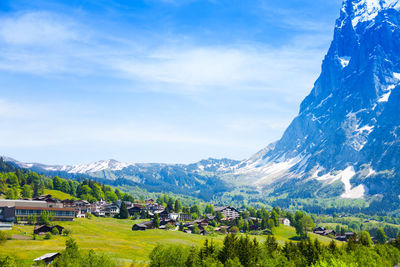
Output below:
[0,11,327,96]
[0,12,81,46]
[0,98,31,118]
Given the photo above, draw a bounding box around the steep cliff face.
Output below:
[236,0,400,199]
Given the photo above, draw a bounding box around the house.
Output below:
[76,210,86,218]
[214,206,240,220]
[0,206,16,222]
[104,205,119,217]
[206,215,216,221]
[33,252,60,265]
[168,213,179,221]
[132,223,148,231]
[132,221,154,231]
[313,227,336,237]
[128,206,145,216]
[34,225,64,235]
[179,214,192,221]
[61,199,75,207]
[281,218,291,226]
[0,222,12,230]
[313,227,326,232]
[114,200,133,209]
[145,199,154,204]
[159,210,169,220]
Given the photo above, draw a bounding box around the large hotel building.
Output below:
[0,199,75,222]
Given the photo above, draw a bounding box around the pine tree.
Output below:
[153,213,160,228]
[174,199,182,213]
[376,228,387,244]
[119,201,129,219]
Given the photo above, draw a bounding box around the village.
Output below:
[0,193,362,243]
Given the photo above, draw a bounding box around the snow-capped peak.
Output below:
[341,0,400,27]
[65,159,131,173]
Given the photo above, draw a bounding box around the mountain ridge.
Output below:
[231,0,400,200]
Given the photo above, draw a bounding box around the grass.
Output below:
[43,189,75,200]
[0,217,340,266]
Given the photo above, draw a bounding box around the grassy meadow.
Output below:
[43,189,76,200]
[0,217,339,266]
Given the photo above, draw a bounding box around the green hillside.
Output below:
[0,217,339,266]
[43,189,76,200]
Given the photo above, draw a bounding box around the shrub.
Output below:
[44,232,52,240]
[229,226,239,234]
[62,228,72,236]
[0,256,17,267]
[52,227,60,235]
[0,231,8,244]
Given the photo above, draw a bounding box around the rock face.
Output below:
[236,0,400,199]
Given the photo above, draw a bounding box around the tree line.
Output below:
[150,233,400,267]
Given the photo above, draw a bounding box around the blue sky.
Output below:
[0,0,342,165]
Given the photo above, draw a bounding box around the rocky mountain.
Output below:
[3,156,239,200]
[234,0,400,201]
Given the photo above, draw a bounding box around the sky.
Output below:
[0,0,342,165]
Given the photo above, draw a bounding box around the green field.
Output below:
[43,189,76,200]
[0,217,339,266]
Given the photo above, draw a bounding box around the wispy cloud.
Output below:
[0,12,83,46]
[0,11,327,98]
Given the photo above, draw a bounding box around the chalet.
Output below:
[335,232,355,242]
[313,227,336,237]
[159,210,169,220]
[168,213,179,221]
[128,206,145,216]
[33,252,60,265]
[132,223,147,231]
[160,219,176,226]
[281,218,291,226]
[0,206,15,222]
[76,210,86,218]
[34,225,64,235]
[214,226,229,233]
[179,214,192,221]
[145,199,154,204]
[132,221,154,231]
[104,205,119,217]
[61,199,75,207]
[214,206,240,220]
[313,227,326,232]
[74,200,91,208]
[206,215,216,221]
[115,200,133,209]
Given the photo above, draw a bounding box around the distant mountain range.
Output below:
[4,0,400,206]
[3,156,240,200]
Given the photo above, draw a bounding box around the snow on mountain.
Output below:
[234,0,400,199]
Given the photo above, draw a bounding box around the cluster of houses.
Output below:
[313,226,357,242]
[132,206,282,235]
[132,206,294,236]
